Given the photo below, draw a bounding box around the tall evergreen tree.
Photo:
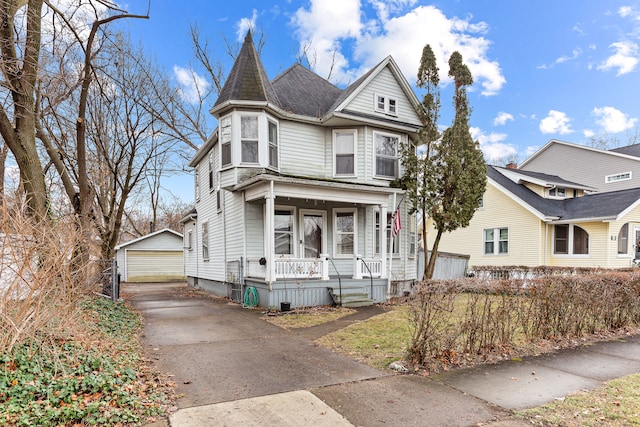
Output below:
[399,48,486,279]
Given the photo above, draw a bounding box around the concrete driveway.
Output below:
[124,282,384,407]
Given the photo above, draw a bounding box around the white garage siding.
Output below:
[125,250,185,282]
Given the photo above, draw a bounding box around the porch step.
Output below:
[329,289,374,308]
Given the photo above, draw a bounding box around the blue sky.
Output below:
[121,0,640,201]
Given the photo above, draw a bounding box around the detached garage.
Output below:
[115,228,185,282]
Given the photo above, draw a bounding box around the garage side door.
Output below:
[126,250,185,282]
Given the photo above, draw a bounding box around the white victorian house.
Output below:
[182,32,421,309]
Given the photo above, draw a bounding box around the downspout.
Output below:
[268,180,275,291]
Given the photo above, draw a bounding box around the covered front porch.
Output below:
[236,174,404,287]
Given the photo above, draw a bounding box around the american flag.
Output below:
[392,208,401,237]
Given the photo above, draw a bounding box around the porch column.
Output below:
[380,204,387,278]
[265,181,275,286]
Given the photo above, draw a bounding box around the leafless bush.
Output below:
[408,272,640,371]
[0,199,92,354]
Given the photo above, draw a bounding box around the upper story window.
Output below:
[549,187,566,198]
[218,112,278,169]
[374,93,398,116]
[554,224,589,255]
[334,130,357,176]
[268,120,278,169]
[195,165,200,201]
[374,132,399,179]
[208,153,214,191]
[220,116,232,167]
[241,116,259,164]
[606,171,632,183]
[484,227,508,255]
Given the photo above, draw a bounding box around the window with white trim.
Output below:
[268,120,278,168]
[618,223,629,255]
[374,132,399,178]
[374,93,398,116]
[275,208,294,255]
[334,130,356,176]
[409,214,416,257]
[554,224,589,255]
[606,171,632,183]
[187,230,193,250]
[549,187,566,198]
[220,116,232,167]
[202,222,209,261]
[334,209,356,256]
[375,211,399,255]
[484,227,508,255]
[241,115,259,163]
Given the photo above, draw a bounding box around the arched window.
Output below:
[618,223,629,254]
[554,224,589,255]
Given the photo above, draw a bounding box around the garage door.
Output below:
[126,250,185,282]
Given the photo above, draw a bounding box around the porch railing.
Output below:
[354,258,383,279]
[246,257,330,280]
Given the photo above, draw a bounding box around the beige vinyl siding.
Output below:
[547,222,608,268]
[522,182,546,197]
[428,182,545,267]
[279,121,326,178]
[521,143,640,193]
[347,67,421,125]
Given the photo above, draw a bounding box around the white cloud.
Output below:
[592,106,638,133]
[619,6,633,18]
[583,129,595,138]
[597,41,639,75]
[236,9,258,41]
[525,145,540,157]
[493,112,514,126]
[470,127,517,161]
[556,48,582,64]
[291,2,506,95]
[173,66,210,103]
[539,110,573,134]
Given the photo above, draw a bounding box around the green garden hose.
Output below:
[243,286,259,308]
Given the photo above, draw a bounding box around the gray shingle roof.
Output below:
[213,31,280,110]
[609,143,640,158]
[272,64,342,117]
[494,166,595,191]
[488,165,640,221]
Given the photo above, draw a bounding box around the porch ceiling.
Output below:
[237,174,401,205]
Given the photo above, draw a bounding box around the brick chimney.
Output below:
[506,162,517,169]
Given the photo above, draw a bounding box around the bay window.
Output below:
[241,116,259,163]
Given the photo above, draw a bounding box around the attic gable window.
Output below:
[606,171,631,183]
[374,93,398,116]
[549,187,566,198]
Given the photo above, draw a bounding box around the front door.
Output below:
[635,228,640,260]
[301,210,325,258]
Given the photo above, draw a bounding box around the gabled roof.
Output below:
[272,63,342,117]
[520,139,640,168]
[496,167,596,192]
[211,31,280,114]
[115,228,183,250]
[488,166,640,222]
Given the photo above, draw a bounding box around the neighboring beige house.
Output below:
[426,164,640,269]
[182,32,420,308]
